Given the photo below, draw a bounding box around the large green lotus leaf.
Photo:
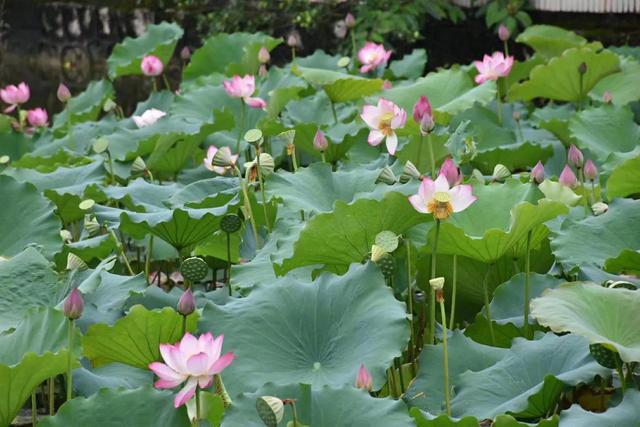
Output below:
[200,263,408,396]
[0,175,61,258]
[222,383,414,427]
[73,363,152,397]
[532,104,574,145]
[52,80,114,131]
[559,389,640,426]
[29,117,119,158]
[265,163,380,217]
[390,48,427,79]
[107,22,183,79]
[590,58,640,105]
[11,150,92,173]
[166,176,239,209]
[284,90,357,126]
[515,25,599,59]
[411,409,558,427]
[530,283,640,363]
[82,305,198,369]
[451,334,608,419]
[383,68,496,121]
[0,307,81,427]
[405,332,507,414]
[604,248,640,276]
[568,105,640,161]
[54,234,118,269]
[550,198,640,270]
[277,192,429,274]
[99,178,181,212]
[261,66,307,119]
[289,121,365,164]
[508,48,619,102]
[293,65,384,103]
[431,180,568,263]
[39,386,190,427]
[606,155,640,199]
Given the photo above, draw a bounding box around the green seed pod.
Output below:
[375,230,399,253]
[589,343,622,369]
[180,257,209,283]
[131,156,147,174]
[400,161,421,183]
[256,396,284,427]
[370,244,387,263]
[244,128,264,146]
[377,254,395,280]
[83,215,101,236]
[376,166,397,185]
[220,214,242,233]
[66,253,88,271]
[78,199,95,211]
[257,153,275,176]
[491,164,511,182]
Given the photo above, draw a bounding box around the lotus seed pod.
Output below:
[131,156,147,174]
[256,396,284,427]
[337,57,350,68]
[102,98,117,113]
[400,161,421,183]
[491,164,511,182]
[375,230,399,253]
[376,166,397,185]
[66,253,88,271]
[0,155,10,165]
[220,214,242,233]
[257,153,275,176]
[244,128,264,146]
[377,255,395,280]
[212,147,237,168]
[589,343,622,369]
[471,169,485,183]
[370,244,387,263]
[180,257,209,283]
[429,277,445,291]
[83,215,101,236]
[591,202,608,216]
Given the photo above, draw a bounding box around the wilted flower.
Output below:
[358,42,391,73]
[439,158,461,186]
[0,82,30,113]
[57,83,71,103]
[409,174,477,220]
[132,108,166,128]
[345,13,356,29]
[531,161,545,184]
[204,145,238,175]
[584,159,597,181]
[498,24,510,41]
[177,289,196,316]
[360,98,407,155]
[223,75,267,109]
[63,288,84,320]
[559,165,578,188]
[141,55,164,77]
[258,47,270,64]
[313,129,328,152]
[27,108,48,127]
[149,332,235,408]
[474,52,514,84]
[568,144,584,168]
[355,363,372,391]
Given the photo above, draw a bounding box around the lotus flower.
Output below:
[358,42,391,73]
[0,82,30,113]
[258,47,270,64]
[204,145,238,175]
[439,158,461,186]
[409,174,477,220]
[413,95,434,135]
[531,161,545,184]
[559,165,578,188]
[63,288,84,320]
[584,160,598,181]
[345,13,356,29]
[149,332,235,408]
[177,289,196,316]
[568,144,584,168]
[27,108,48,127]
[57,83,71,103]
[355,363,372,391]
[141,55,164,76]
[474,52,514,84]
[360,98,407,155]
[313,129,328,152]
[602,91,613,104]
[132,108,166,128]
[223,75,267,109]
[498,24,510,41]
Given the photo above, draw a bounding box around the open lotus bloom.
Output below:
[361,98,407,155]
[358,42,392,73]
[203,145,238,175]
[474,52,514,84]
[132,108,167,128]
[149,332,235,408]
[409,174,477,220]
[223,75,267,109]
[0,82,30,113]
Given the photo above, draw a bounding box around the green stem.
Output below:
[503,40,509,57]
[590,180,596,205]
[321,152,326,163]
[417,134,424,173]
[66,319,73,402]
[67,112,74,150]
[406,239,416,366]
[31,391,37,426]
[439,299,451,416]
[235,101,246,154]
[496,92,503,125]
[106,150,116,185]
[255,150,271,232]
[351,31,357,62]
[195,387,201,423]
[152,78,157,92]
[616,357,626,392]
[524,230,532,339]
[426,133,436,179]
[291,145,299,172]
[145,236,154,285]
[214,374,232,407]
[236,166,260,249]
[330,100,338,124]
[111,230,135,275]
[290,400,300,427]
[162,74,171,91]
[482,265,496,345]
[48,377,55,415]
[181,315,187,337]
[449,255,457,329]
[226,232,232,296]
[428,219,441,346]
[291,47,296,62]
[578,72,584,111]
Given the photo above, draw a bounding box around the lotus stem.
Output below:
[214,374,232,407]
[524,230,532,339]
[105,150,116,185]
[255,149,272,232]
[162,74,171,91]
[152,78,157,92]
[236,166,260,249]
[615,357,626,392]
[111,230,135,275]
[395,357,406,394]
[496,91,503,125]
[193,387,200,426]
[321,152,326,163]
[235,101,246,154]
[449,255,458,329]
[482,264,496,345]
[351,31,357,62]
[427,133,436,179]
[287,400,300,427]
[439,294,451,416]
[503,40,509,57]
[405,239,416,366]
[330,100,338,124]
[290,145,299,172]
[66,318,74,402]
[226,232,232,296]
[428,219,441,346]
[181,315,187,337]
[577,168,590,215]
[31,391,37,426]
[145,236,154,285]
[48,377,55,415]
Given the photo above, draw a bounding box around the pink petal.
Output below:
[360,64,373,73]
[160,344,187,373]
[390,107,407,129]
[149,362,184,383]
[475,74,488,85]
[360,105,380,129]
[385,132,398,155]
[155,378,185,389]
[186,352,210,376]
[418,177,436,201]
[408,194,429,214]
[449,185,477,213]
[174,377,198,408]
[198,376,213,389]
[244,96,267,109]
[198,332,214,351]
[208,352,235,375]
[205,334,224,362]
[434,174,450,193]
[179,333,199,357]
[367,130,385,146]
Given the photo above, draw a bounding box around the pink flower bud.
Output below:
[141,55,164,77]
[180,46,191,61]
[258,47,270,64]
[412,95,432,123]
[531,160,545,184]
[602,91,613,104]
[345,13,356,29]
[382,80,392,90]
[420,113,435,135]
[313,129,329,152]
[57,83,71,103]
[498,24,510,42]
[439,158,461,186]
[27,108,48,127]
[559,165,578,188]
[287,30,302,48]
[177,288,195,316]
[584,159,597,181]
[63,288,84,320]
[355,363,372,391]
[568,144,584,168]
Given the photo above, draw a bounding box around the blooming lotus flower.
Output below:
[27,108,48,127]
[360,98,407,155]
[0,82,30,113]
[584,159,598,181]
[149,332,235,408]
[358,42,391,73]
[223,75,267,109]
[568,144,584,168]
[141,55,164,77]
[439,158,461,186]
[355,363,372,391]
[63,288,84,320]
[132,108,166,128]
[498,24,510,41]
[57,83,71,103]
[203,145,238,175]
[313,129,328,152]
[409,174,477,220]
[559,165,578,188]
[474,52,514,84]
[531,161,545,184]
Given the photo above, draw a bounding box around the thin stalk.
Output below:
[406,239,416,364]
[181,315,187,337]
[195,387,201,424]
[449,255,458,329]
[590,180,596,205]
[387,367,397,399]
[496,92,503,125]
[105,150,116,185]
[235,101,246,154]
[427,219,441,346]
[226,232,232,296]
[31,391,37,427]
[330,100,338,124]
[48,377,55,415]
[235,166,260,249]
[350,31,357,61]
[290,145,299,172]
[290,400,300,427]
[214,374,232,407]
[395,357,406,394]
[417,134,424,172]
[439,298,451,416]
[578,72,584,111]
[255,150,271,232]
[616,357,626,392]
[523,230,532,339]
[321,152,326,163]
[145,236,154,285]
[426,133,436,178]
[291,47,296,62]
[111,230,135,275]
[67,112,74,150]
[162,74,171,91]
[482,265,496,345]
[503,40,509,57]
[152,78,157,92]
[578,168,590,214]
[66,319,74,401]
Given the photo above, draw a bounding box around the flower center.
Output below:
[379,112,394,136]
[428,191,453,220]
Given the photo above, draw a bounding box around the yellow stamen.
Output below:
[428,192,453,220]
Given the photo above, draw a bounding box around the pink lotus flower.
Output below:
[409,174,477,220]
[568,144,584,168]
[223,75,267,109]
[141,55,164,77]
[360,98,407,155]
[358,42,391,73]
[313,129,328,152]
[474,52,514,84]
[559,165,578,188]
[177,289,195,316]
[355,363,372,391]
[345,13,356,29]
[149,332,235,408]
[57,83,71,103]
[413,95,434,134]
[439,158,461,186]
[531,161,545,184]
[203,145,238,175]
[27,108,48,127]
[149,271,169,285]
[584,159,597,181]
[498,24,510,42]
[132,108,166,128]
[63,288,84,320]
[1,82,30,113]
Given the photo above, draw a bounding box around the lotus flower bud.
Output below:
[584,159,597,181]
[413,95,433,125]
[355,363,373,391]
[578,62,587,75]
[177,288,195,316]
[602,91,613,104]
[376,166,397,185]
[313,129,328,152]
[149,271,168,286]
[559,165,578,188]
[498,24,510,41]
[591,202,608,216]
[512,111,521,122]
[141,55,163,77]
[180,46,191,61]
[256,396,284,426]
[258,47,270,64]
[63,288,84,320]
[370,244,387,263]
[345,13,356,29]
[531,161,545,184]
[287,30,302,49]
[57,83,71,103]
[439,158,461,186]
[491,164,511,182]
[471,168,485,183]
[568,144,584,168]
[27,108,48,127]
[429,277,445,291]
[400,160,422,183]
